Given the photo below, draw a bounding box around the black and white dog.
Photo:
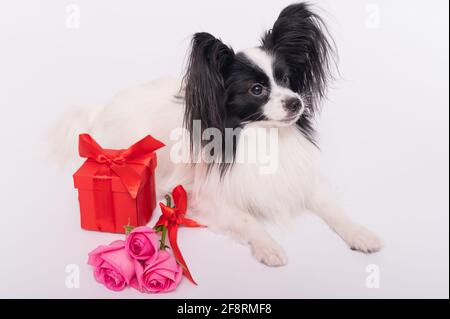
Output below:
[57,3,382,266]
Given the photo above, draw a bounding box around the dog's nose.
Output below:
[283,97,302,113]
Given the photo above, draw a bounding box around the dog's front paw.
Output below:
[251,240,287,267]
[346,226,383,253]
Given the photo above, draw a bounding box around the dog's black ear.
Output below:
[262,3,336,110]
[183,32,235,151]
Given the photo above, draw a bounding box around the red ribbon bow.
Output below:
[156,185,206,285]
[78,134,165,198]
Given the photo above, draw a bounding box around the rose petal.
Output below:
[97,247,135,284]
[94,261,127,291]
[153,268,179,282]
[125,227,159,261]
[144,249,172,268]
[130,259,145,292]
[139,250,183,293]
[87,240,125,267]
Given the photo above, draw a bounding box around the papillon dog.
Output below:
[56,3,382,266]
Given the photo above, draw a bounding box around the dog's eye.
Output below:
[282,74,290,85]
[250,84,264,96]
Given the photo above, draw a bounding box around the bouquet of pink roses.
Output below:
[87,185,204,293]
[88,227,182,293]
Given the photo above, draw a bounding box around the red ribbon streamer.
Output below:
[78,134,165,198]
[155,185,206,285]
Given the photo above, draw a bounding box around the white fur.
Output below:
[55,53,382,267]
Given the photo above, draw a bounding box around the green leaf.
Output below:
[124,224,135,235]
[123,218,135,235]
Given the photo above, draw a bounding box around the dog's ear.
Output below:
[183,32,235,151]
[262,3,336,110]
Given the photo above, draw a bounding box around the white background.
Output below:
[0,0,448,298]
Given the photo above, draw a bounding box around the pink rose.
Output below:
[132,250,183,293]
[88,240,136,291]
[125,226,159,261]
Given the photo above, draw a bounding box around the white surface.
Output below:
[0,0,448,298]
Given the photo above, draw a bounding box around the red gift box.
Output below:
[73,134,164,233]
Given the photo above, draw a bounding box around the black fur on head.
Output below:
[182,32,235,155]
[261,2,337,141]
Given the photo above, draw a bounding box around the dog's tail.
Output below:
[49,104,103,168]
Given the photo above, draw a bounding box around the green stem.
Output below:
[159,226,168,250]
[164,194,172,208]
